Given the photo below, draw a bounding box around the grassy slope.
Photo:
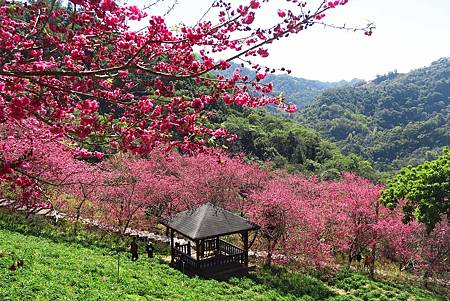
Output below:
[1,229,288,301]
[0,228,445,301]
[1,228,322,301]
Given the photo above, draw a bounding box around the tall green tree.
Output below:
[380,147,450,231]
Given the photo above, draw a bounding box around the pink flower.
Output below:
[126,5,147,21]
[118,69,129,78]
[242,12,255,25]
[277,9,286,18]
[226,134,237,142]
[314,13,326,20]
[222,94,233,104]
[94,151,104,159]
[104,15,119,26]
[237,5,249,16]
[262,82,273,93]
[75,148,92,158]
[213,128,227,138]
[284,104,298,113]
[100,0,116,11]
[82,99,99,114]
[257,48,269,57]
[250,0,260,9]
[256,73,266,80]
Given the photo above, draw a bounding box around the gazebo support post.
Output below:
[195,240,200,261]
[215,236,220,256]
[243,231,249,267]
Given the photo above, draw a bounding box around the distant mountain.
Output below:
[217,62,360,108]
[296,57,450,173]
[265,73,360,108]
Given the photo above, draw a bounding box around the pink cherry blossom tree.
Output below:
[0,0,372,197]
[0,119,100,211]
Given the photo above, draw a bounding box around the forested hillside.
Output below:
[210,105,374,180]
[297,58,450,172]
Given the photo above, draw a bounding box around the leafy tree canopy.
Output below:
[380,147,450,231]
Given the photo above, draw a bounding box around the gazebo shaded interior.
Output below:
[160,203,260,277]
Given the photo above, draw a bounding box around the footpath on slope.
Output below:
[0,198,271,257]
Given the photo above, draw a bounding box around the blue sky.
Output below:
[130,0,450,82]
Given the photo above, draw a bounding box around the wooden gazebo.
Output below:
[160,203,260,278]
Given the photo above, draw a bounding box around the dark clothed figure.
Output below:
[145,240,154,258]
[364,255,374,271]
[130,237,139,261]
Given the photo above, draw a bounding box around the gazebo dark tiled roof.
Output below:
[160,202,260,240]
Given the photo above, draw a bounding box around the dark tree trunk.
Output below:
[266,240,273,267]
[369,202,380,279]
[74,199,86,235]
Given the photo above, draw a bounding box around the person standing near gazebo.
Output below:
[130,237,139,261]
[145,239,154,258]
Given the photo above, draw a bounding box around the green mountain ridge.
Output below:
[295,57,450,173]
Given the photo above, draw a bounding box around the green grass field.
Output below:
[1,228,290,301]
[1,229,446,301]
[0,212,447,301]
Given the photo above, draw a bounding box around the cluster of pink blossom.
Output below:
[246,173,448,277]
[1,125,447,278]
[0,0,375,186]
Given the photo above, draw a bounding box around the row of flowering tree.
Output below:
[247,172,449,280]
[2,130,447,280]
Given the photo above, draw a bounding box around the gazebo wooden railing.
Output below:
[198,252,245,270]
[219,240,243,255]
[173,239,246,271]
